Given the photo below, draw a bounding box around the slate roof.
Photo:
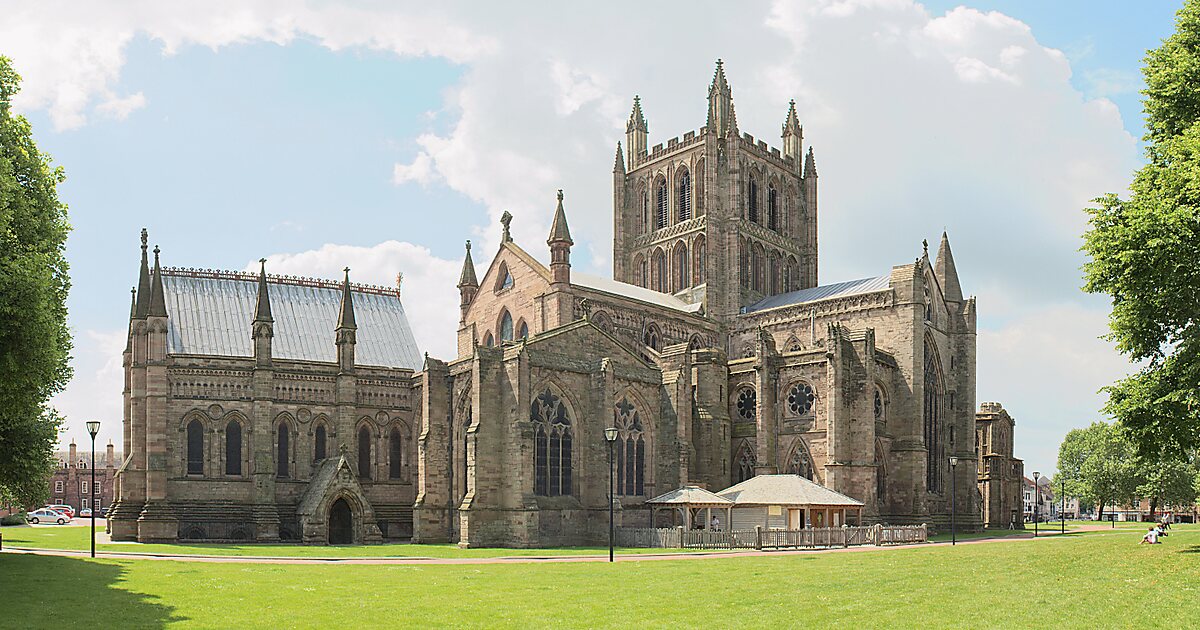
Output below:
[717,474,864,507]
[645,485,733,506]
[160,269,422,369]
[573,272,704,314]
[743,275,891,313]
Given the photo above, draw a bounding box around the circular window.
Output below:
[735,388,756,421]
[874,388,884,422]
[787,383,815,416]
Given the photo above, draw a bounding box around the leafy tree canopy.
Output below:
[0,55,71,507]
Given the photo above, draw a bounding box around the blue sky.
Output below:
[1,1,1181,479]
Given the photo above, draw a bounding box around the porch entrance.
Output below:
[329,498,353,544]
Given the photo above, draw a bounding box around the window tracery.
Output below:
[735,388,757,422]
[613,397,645,496]
[787,382,815,416]
[532,389,573,496]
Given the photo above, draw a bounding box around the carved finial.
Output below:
[465,239,472,252]
[500,211,513,242]
[140,228,148,250]
[922,239,928,255]
[396,271,403,292]
[579,297,591,320]
[557,189,564,202]
[153,244,160,259]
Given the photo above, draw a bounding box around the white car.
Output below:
[27,508,69,525]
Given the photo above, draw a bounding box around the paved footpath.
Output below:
[0,527,1115,565]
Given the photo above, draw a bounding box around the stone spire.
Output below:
[934,231,963,302]
[335,268,356,372]
[707,59,737,137]
[547,189,573,287]
[148,245,167,318]
[458,240,479,288]
[125,287,136,353]
[804,146,818,179]
[254,259,273,323]
[337,268,356,331]
[134,228,151,318]
[625,96,648,169]
[613,141,625,174]
[782,99,803,162]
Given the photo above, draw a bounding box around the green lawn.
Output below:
[1,525,1197,627]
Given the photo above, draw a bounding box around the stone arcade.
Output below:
[110,61,1018,546]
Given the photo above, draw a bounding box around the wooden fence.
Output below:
[615,524,928,550]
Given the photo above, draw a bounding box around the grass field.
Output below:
[1,524,1197,627]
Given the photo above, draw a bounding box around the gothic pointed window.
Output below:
[735,387,757,422]
[695,238,706,284]
[674,243,688,292]
[499,310,514,343]
[924,338,944,492]
[642,190,650,234]
[637,257,648,288]
[642,324,660,352]
[678,170,692,222]
[768,184,778,231]
[519,321,529,340]
[532,389,573,496]
[656,181,668,230]
[748,176,759,223]
[389,427,403,479]
[786,441,814,480]
[653,249,667,293]
[483,332,494,348]
[358,426,371,479]
[186,419,203,476]
[277,423,289,478]
[874,387,885,424]
[750,248,761,292]
[225,420,242,476]
[876,441,888,505]
[314,424,327,461]
[496,263,514,292]
[614,397,646,496]
[787,382,815,416]
[736,442,757,483]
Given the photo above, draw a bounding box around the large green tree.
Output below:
[1082,1,1200,455]
[1056,422,1140,521]
[1136,450,1199,518]
[0,56,71,508]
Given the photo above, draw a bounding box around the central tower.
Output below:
[612,60,820,321]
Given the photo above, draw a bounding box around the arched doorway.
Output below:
[328,498,353,544]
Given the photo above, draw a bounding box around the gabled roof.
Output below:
[573,272,703,314]
[743,275,890,313]
[717,474,864,507]
[646,485,732,506]
[160,269,422,369]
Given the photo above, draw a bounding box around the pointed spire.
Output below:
[934,231,963,302]
[254,258,273,322]
[804,146,818,178]
[148,245,167,317]
[134,228,151,318]
[547,189,573,245]
[782,99,803,163]
[129,287,137,318]
[626,95,647,133]
[782,99,801,135]
[707,59,737,137]
[337,267,356,330]
[613,141,625,174]
[458,240,479,288]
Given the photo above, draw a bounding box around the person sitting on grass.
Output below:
[1155,522,1168,538]
[1140,526,1160,545]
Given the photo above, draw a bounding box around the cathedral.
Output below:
[110,61,1012,547]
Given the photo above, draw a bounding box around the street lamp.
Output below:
[604,426,619,563]
[86,420,100,558]
[1032,471,1040,539]
[1060,478,1066,535]
[949,456,958,546]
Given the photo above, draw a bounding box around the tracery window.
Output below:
[678,170,692,221]
[924,338,944,492]
[276,423,289,478]
[186,419,203,476]
[358,426,372,479]
[735,442,757,483]
[874,387,885,424]
[787,382,815,416]
[675,244,689,291]
[656,181,668,230]
[389,427,403,479]
[314,424,327,461]
[613,397,645,496]
[748,176,759,223]
[225,420,242,476]
[643,324,660,352]
[786,441,814,480]
[500,310,514,343]
[497,263,514,292]
[532,389,573,496]
[735,388,757,422]
[519,321,529,340]
[768,185,778,231]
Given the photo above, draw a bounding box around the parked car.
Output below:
[27,509,69,525]
[46,504,74,518]
[79,508,92,518]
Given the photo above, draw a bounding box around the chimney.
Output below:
[106,441,115,468]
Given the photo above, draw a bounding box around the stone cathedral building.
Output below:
[111,61,1011,546]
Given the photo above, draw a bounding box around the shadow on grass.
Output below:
[1177,545,1200,554]
[0,554,182,626]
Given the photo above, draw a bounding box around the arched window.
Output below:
[874,387,886,425]
[643,324,661,352]
[786,441,814,480]
[642,189,650,234]
[674,243,689,292]
[678,170,692,222]
[636,255,647,288]
[652,248,666,293]
[532,389,573,496]
[592,311,612,333]
[768,184,778,231]
[483,332,494,348]
[276,423,289,478]
[924,338,944,491]
[225,420,242,476]
[768,254,778,295]
[497,263,514,292]
[750,247,762,292]
[499,310,514,343]
[735,442,756,484]
[614,397,646,496]
[740,241,749,289]
[518,321,529,340]
[748,176,759,223]
[186,419,203,476]
[389,427,403,479]
[314,424,327,461]
[358,426,371,479]
[656,180,668,230]
[688,336,702,351]
[694,237,706,284]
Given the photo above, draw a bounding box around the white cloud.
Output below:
[392,151,437,186]
[96,91,146,120]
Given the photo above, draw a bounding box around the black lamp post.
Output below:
[1061,478,1066,535]
[949,456,958,546]
[86,420,100,558]
[1032,471,1040,538]
[604,426,618,563]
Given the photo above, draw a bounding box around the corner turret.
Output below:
[547,189,573,287]
[457,240,479,323]
[706,59,737,138]
[253,258,274,365]
[335,268,357,373]
[625,96,648,170]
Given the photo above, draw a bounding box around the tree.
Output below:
[1056,422,1140,521]
[1082,0,1200,455]
[0,56,71,507]
[1136,451,1200,518]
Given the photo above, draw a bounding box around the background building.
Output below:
[49,440,121,514]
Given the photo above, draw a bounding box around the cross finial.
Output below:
[500,211,513,242]
[140,228,148,250]
[465,239,472,252]
[396,271,403,291]
[557,189,564,202]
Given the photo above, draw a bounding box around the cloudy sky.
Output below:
[1,0,1177,476]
